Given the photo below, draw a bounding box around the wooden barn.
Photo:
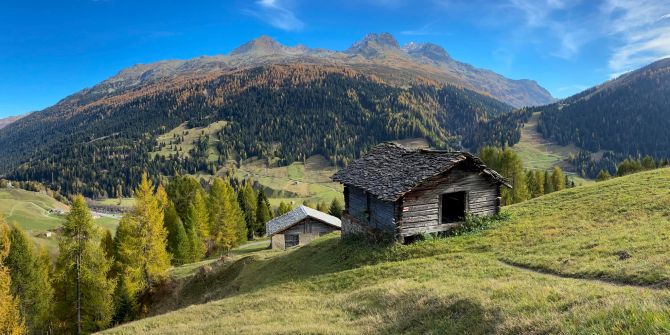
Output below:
[266,205,342,249]
[331,142,510,242]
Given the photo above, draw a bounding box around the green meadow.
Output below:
[102,168,670,335]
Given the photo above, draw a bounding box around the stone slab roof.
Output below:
[331,142,510,201]
[266,205,342,236]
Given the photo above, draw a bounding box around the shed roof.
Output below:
[331,142,510,201]
[266,205,342,236]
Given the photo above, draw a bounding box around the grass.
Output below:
[151,121,228,161]
[102,168,670,334]
[0,187,120,256]
[511,112,594,186]
[234,155,344,207]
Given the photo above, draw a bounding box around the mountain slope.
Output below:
[536,57,670,158]
[102,168,670,334]
[0,64,514,197]
[0,114,24,129]
[55,33,553,109]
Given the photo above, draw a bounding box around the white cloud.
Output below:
[602,0,670,75]
[248,0,304,32]
[502,0,670,75]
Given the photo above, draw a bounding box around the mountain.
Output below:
[0,62,516,197]
[536,57,670,160]
[68,33,553,109]
[0,114,25,129]
[0,33,550,197]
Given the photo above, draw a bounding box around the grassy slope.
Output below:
[512,112,592,185]
[150,121,228,161]
[102,168,670,335]
[234,155,343,207]
[0,188,120,255]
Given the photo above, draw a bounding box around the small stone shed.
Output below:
[266,205,342,249]
[331,142,510,242]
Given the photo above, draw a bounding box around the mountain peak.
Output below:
[230,35,285,56]
[346,32,400,57]
[403,42,452,63]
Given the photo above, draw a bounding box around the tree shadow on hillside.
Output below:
[365,295,500,335]
[152,234,453,315]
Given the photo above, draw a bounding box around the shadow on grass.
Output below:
[154,234,456,314]
[373,297,500,335]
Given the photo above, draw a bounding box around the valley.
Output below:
[0,187,120,256]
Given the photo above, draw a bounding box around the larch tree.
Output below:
[115,173,171,303]
[186,191,209,261]
[0,221,25,335]
[208,178,246,253]
[316,201,329,213]
[5,225,54,334]
[52,196,114,334]
[551,166,565,191]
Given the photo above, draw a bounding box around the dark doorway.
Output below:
[284,234,299,248]
[441,192,467,223]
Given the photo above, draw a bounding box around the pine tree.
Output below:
[255,190,272,237]
[596,169,612,182]
[166,175,203,222]
[111,277,136,325]
[551,166,565,191]
[237,182,257,239]
[115,173,171,302]
[544,170,554,194]
[100,230,115,261]
[164,202,191,265]
[5,225,53,334]
[526,170,541,198]
[328,198,344,218]
[208,178,246,253]
[641,156,656,170]
[0,221,26,335]
[53,196,114,334]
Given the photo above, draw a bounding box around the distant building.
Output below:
[266,206,342,250]
[331,142,510,242]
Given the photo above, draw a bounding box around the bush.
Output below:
[450,212,511,236]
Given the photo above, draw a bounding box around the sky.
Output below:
[1,0,670,118]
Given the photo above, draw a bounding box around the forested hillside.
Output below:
[537,58,670,161]
[0,65,515,197]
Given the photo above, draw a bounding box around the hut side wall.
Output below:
[342,186,396,238]
[400,168,500,237]
[271,218,340,249]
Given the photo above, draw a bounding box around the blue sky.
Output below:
[1,0,670,118]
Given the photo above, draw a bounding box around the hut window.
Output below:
[441,191,467,223]
[285,234,299,248]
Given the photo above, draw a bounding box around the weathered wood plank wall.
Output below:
[400,168,499,237]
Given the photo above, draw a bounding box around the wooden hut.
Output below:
[331,142,510,242]
[266,205,342,249]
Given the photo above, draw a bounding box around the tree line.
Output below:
[479,147,574,206]
[0,172,343,334]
